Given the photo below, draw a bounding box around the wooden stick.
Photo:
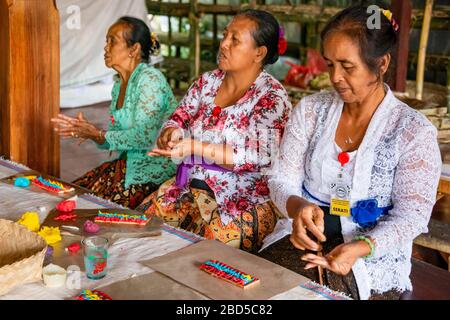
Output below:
[416,0,434,100]
[317,251,324,286]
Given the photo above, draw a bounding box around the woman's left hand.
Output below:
[301,240,370,276]
[148,138,198,159]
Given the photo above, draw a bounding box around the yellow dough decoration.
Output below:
[38,226,62,244]
[17,211,40,232]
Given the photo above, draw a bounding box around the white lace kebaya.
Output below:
[267,84,442,299]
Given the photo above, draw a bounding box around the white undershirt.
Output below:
[261,137,359,252]
[305,141,358,205]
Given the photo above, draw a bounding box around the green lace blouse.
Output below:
[98,63,177,188]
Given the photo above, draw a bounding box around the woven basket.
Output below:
[0,219,47,296]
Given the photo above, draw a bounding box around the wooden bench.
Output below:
[401,258,450,300]
[413,193,450,271]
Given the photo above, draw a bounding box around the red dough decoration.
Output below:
[56,199,76,212]
[66,242,81,253]
[54,213,77,221]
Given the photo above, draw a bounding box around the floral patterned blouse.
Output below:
[98,63,178,188]
[164,69,292,224]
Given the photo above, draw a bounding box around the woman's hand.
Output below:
[149,138,199,159]
[301,240,372,276]
[290,200,326,252]
[51,113,78,136]
[156,127,184,150]
[51,112,104,145]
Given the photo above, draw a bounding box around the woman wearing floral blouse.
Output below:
[52,17,177,209]
[137,9,292,252]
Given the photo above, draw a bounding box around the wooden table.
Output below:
[402,258,450,300]
[0,159,348,300]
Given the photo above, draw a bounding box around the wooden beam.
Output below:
[146,1,340,21]
[145,0,450,21]
[412,5,450,19]
[0,0,60,176]
[389,0,412,93]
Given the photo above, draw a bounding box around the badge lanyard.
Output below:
[330,152,351,217]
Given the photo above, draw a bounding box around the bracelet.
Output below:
[98,129,106,142]
[353,236,375,259]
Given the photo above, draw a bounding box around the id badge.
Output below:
[329,182,351,217]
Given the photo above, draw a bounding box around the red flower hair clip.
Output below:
[278,26,287,55]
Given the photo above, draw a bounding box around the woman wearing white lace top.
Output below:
[258,5,442,300]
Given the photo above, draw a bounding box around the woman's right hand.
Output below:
[156,127,183,150]
[290,200,326,252]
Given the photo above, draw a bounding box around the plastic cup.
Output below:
[82,236,109,280]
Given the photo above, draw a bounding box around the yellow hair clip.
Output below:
[380,9,393,22]
[380,8,398,32]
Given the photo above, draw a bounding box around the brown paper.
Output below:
[140,240,309,300]
[93,272,209,300]
[41,209,163,270]
[0,170,89,198]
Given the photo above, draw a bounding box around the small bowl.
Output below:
[42,263,67,288]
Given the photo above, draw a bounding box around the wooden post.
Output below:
[189,0,200,81]
[389,0,412,93]
[213,0,218,54]
[175,0,183,89]
[0,0,60,177]
[416,0,434,100]
[447,60,450,113]
[168,15,173,57]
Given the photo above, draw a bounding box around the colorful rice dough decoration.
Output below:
[199,260,260,289]
[76,289,112,300]
[94,210,149,226]
[32,176,74,194]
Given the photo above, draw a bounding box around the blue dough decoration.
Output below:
[351,199,391,228]
[14,177,30,188]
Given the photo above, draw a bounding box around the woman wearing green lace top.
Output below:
[52,17,177,208]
